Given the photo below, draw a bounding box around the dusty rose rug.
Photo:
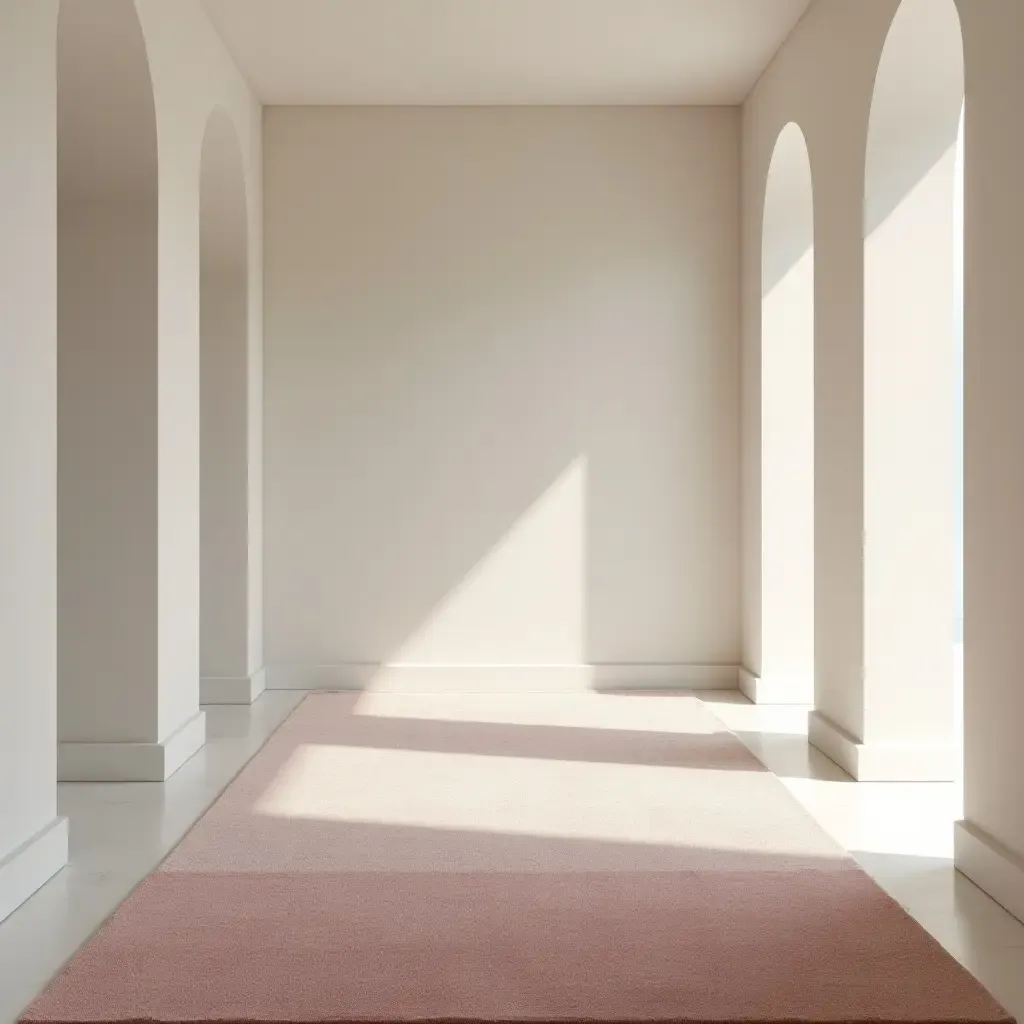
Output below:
[22,690,1014,1024]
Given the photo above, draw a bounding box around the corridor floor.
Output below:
[2,688,1023,1023]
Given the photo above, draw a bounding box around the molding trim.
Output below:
[0,817,68,924]
[58,710,206,782]
[955,820,1024,925]
[808,710,955,781]
[738,667,813,705]
[201,667,266,705]
[266,662,740,693]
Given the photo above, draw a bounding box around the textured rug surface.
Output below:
[22,690,1014,1024]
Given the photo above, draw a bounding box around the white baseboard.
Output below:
[58,709,206,782]
[955,820,1024,925]
[808,710,955,781]
[0,817,68,924]
[593,662,738,690]
[201,667,266,705]
[738,668,813,705]
[266,662,739,693]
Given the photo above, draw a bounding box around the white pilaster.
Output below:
[0,0,67,923]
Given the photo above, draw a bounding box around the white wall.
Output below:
[742,0,899,739]
[134,0,264,736]
[265,106,740,688]
[58,201,159,744]
[53,0,264,779]
[1,0,264,911]
[0,0,67,920]
[201,265,251,679]
[955,0,1024,922]
[743,0,963,774]
[746,121,815,704]
[743,0,1024,908]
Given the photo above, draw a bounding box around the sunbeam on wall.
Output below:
[367,457,587,692]
[861,0,962,753]
[754,121,814,705]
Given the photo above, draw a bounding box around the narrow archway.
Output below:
[56,0,162,776]
[744,122,815,705]
[861,0,964,778]
[199,109,257,704]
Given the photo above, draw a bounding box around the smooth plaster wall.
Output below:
[955,0,1024,868]
[755,122,814,698]
[132,0,265,738]
[265,106,740,682]
[742,0,1024,855]
[742,0,902,736]
[201,265,251,678]
[1,0,262,882]
[0,0,60,865]
[58,201,159,743]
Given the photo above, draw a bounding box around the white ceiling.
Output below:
[201,0,812,106]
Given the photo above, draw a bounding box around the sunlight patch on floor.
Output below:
[253,741,846,858]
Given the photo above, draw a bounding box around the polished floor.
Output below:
[2,687,1024,1024]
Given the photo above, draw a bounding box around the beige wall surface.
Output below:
[0,0,61,867]
[743,0,1024,860]
[264,106,741,683]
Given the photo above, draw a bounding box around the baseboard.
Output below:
[955,820,1024,925]
[266,662,739,693]
[738,668,813,705]
[201,667,266,705]
[0,817,68,924]
[594,662,739,690]
[808,710,955,781]
[58,709,206,782]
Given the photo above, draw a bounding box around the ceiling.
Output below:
[200,0,812,106]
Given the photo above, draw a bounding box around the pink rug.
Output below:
[21,691,1015,1024]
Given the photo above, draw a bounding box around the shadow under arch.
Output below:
[199,106,257,704]
[859,0,964,764]
[751,120,815,705]
[56,0,163,759]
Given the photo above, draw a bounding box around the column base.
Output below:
[739,668,813,705]
[955,820,1024,925]
[0,817,68,923]
[201,667,266,705]
[58,709,206,782]
[808,710,955,781]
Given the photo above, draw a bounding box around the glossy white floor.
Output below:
[2,686,1023,1024]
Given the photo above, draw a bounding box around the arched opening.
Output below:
[199,109,256,704]
[862,0,964,780]
[749,122,815,705]
[56,0,161,771]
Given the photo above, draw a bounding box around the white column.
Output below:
[953,0,1024,926]
[808,0,963,781]
[809,149,960,779]
[0,0,68,923]
[55,0,205,781]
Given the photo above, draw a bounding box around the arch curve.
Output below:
[762,121,814,298]
[864,0,963,237]
[57,0,157,203]
[56,0,164,756]
[860,0,964,759]
[753,118,815,704]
